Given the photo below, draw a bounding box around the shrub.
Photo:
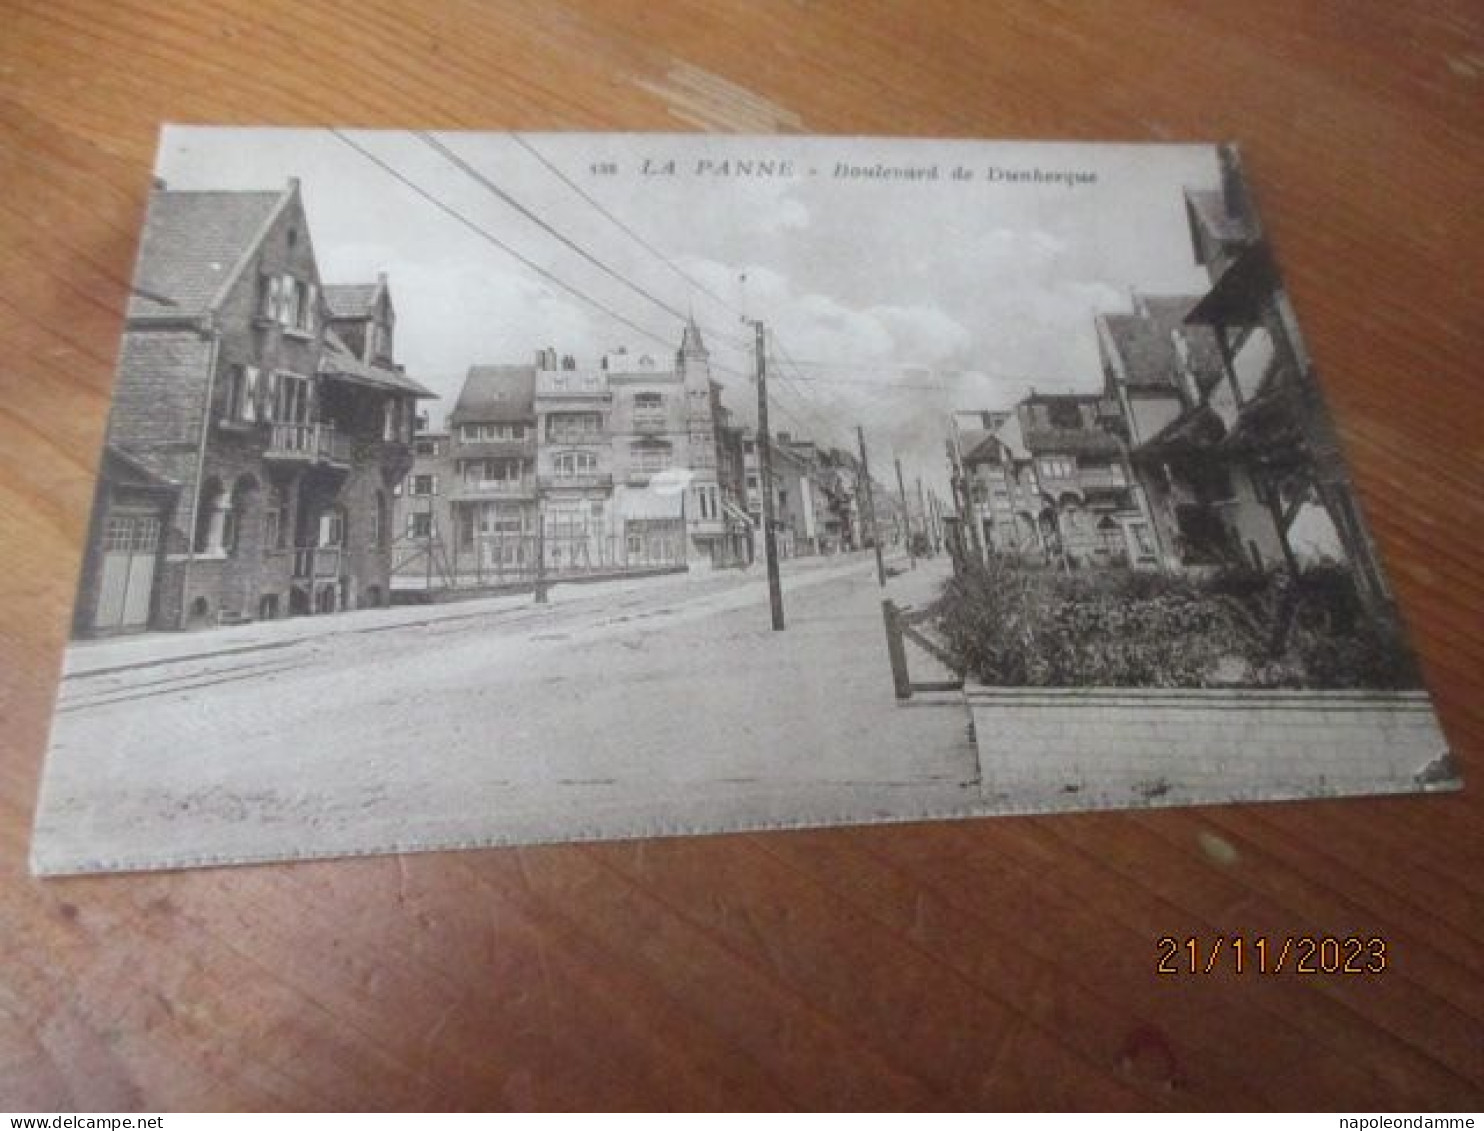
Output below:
[934,558,1422,690]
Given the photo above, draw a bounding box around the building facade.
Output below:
[389,424,453,589]
[449,364,540,582]
[75,180,432,636]
[962,393,1157,569]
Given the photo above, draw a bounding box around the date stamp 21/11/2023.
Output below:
[1157,936,1388,976]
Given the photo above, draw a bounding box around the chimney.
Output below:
[1218,143,1250,221]
[376,271,388,286]
[287,176,300,192]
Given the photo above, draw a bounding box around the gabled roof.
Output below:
[127,188,289,319]
[1100,295,1225,394]
[322,283,380,318]
[451,365,537,424]
[956,427,990,462]
[320,328,435,398]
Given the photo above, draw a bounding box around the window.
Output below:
[409,474,438,497]
[461,459,521,486]
[273,373,310,424]
[414,438,440,456]
[553,451,597,478]
[262,274,314,331]
[263,491,287,551]
[460,423,527,443]
[546,413,601,442]
[102,515,160,554]
[1038,456,1076,479]
[318,507,346,548]
[632,392,665,425]
[630,443,672,473]
[409,512,434,538]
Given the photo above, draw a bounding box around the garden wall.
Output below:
[964,686,1456,811]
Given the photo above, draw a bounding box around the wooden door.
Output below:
[94,513,160,631]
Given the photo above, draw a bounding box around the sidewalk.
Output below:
[61,549,889,678]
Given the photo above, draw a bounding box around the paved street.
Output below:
[34,551,981,873]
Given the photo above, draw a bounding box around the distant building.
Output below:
[390,424,453,587]
[450,364,540,582]
[75,180,434,636]
[962,392,1155,569]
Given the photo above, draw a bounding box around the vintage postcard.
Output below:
[31,129,1458,874]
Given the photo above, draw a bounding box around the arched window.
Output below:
[226,475,259,556]
[194,477,224,554]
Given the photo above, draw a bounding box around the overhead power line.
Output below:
[330,129,677,354]
[419,132,748,353]
[509,134,742,319]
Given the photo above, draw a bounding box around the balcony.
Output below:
[538,473,613,493]
[1077,467,1129,493]
[265,423,351,467]
[453,437,535,459]
[450,478,538,502]
[291,545,342,580]
[544,429,606,446]
[631,414,668,435]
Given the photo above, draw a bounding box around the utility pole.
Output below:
[533,493,548,604]
[916,477,929,558]
[895,457,915,570]
[752,319,785,631]
[857,425,887,588]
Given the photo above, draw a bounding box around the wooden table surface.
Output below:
[2,0,1481,1111]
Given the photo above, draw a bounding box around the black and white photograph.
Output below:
[30,128,1457,875]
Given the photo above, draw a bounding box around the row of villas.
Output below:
[391,331,899,592]
[77,182,911,634]
[75,179,434,637]
[957,145,1390,610]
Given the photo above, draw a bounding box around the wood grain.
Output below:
[2,0,1481,1111]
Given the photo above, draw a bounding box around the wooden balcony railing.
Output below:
[266,423,351,466]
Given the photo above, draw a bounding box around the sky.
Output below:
[155,128,1220,493]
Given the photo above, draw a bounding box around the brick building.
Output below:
[74,179,433,636]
